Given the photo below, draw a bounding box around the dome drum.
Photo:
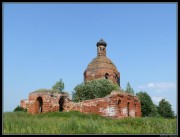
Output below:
[84,68,120,86]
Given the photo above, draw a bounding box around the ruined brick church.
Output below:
[20,39,141,118]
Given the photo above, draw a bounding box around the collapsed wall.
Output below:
[20,90,141,118]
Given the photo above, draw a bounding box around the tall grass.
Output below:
[3,111,177,134]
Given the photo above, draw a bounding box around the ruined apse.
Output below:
[84,39,120,87]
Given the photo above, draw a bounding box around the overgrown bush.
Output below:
[72,78,120,102]
[13,105,27,112]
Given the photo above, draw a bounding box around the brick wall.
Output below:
[63,91,141,118]
[20,90,141,118]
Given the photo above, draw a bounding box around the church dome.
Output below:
[84,39,120,86]
[86,56,118,72]
[96,39,107,47]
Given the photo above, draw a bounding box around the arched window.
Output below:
[118,100,121,105]
[100,47,104,51]
[134,104,137,116]
[84,71,87,82]
[117,76,120,86]
[118,99,121,114]
[127,102,130,116]
[105,73,109,79]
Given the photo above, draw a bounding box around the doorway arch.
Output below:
[35,97,43,114]
[59,96,64,112]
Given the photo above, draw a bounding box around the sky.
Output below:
[3,3,177,114]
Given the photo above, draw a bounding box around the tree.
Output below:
[73,78,119,102]
[149,104,159,117]
[52,79,64,92]
[157,99,174,118]
[136,91,158,117]
[13,105,27,112]
[124,82,134,95]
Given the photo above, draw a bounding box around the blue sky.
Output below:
[3,3,177,114]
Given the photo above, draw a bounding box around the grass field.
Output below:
[3,111,177,134]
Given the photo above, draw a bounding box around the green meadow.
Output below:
[3,111,177,134]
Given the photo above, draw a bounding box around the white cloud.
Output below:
[137,82,176,92]
[152,96,163,105]
[147,83,155,88]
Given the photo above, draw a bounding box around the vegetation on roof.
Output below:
[32,89,58,93]
[32,89,68,94]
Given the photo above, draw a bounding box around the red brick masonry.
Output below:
[20,91,141,118]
